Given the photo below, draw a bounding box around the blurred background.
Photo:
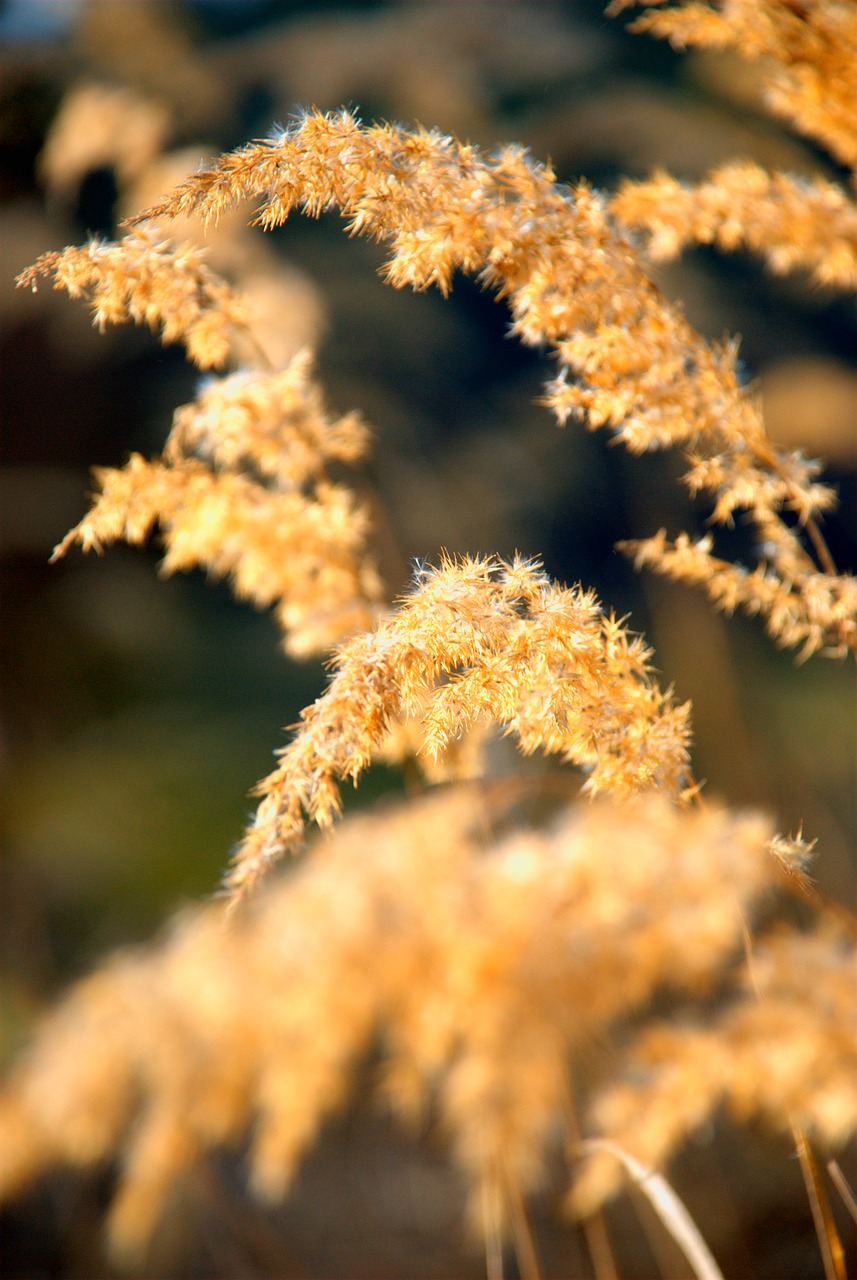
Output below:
[0,1,854,1276]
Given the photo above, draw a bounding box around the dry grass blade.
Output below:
[577,1140,724,1280]
[827,1160,857,1226]
[793,1122,847,1280]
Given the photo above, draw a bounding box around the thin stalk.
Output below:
[577,1141,724,1280]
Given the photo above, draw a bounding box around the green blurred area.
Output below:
[0,10,854,1273]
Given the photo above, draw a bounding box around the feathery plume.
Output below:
[123,106,855,656]
[52,352,384,659]
[611,163,857,290]
[607,0,857,168]
[227,555,693,894]
[571,921,857,1216]
[6,8,855,1272]
[1,790,815,1262]
[16,229,250,370]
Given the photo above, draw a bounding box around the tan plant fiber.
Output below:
[123,95,854,657]
[570,921,857,1217]
[17,228,251,370]
[52,352,385,659]
[2,790,831,1263]
[228,554,693,893]
[19,12,857,658]
[608,0,857,168]
[610,163,857,289]
[5,2,856,1275]
[604,1,857,661]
